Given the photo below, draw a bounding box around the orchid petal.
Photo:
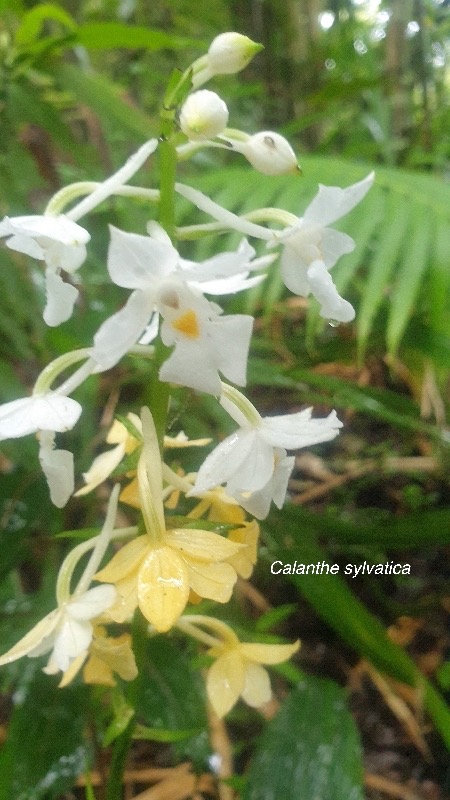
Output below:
[137,546,190,632]
[95,536,149,583]
[75,443,126,496]
[241,662,272,707]
[239,640,300,664]
[39,436,75,508]
[280,245,311,297]
[206,650,245,718]
[320,228,355,269]
[262,407,342,449]
[0,609,61,666]
[0,393,81,441]
[304,172,374,227]
[107,226,178,289]
[52,617,92,672]
[166,528,244,562]
[69,584,117,620]
[91,289,153,372]
[43,270,79,326]
[306,260,355,322]
[187,559,237,602]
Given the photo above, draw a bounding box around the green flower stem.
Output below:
[33,348,91,395]
[158,134,177,241]
[45,183,160,217]
[106,609,148,800]
[147,338,171,450]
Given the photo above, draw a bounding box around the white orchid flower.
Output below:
[274,172,375,321]
[0,391,82,441]
[0,214,90,326]
[0,391,82,507]
[175,173,374,323]
[0,488,119,677]
[158,282,253,395]
[190,384,342,518]
[90,224,262,386]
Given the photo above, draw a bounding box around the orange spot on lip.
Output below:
[172,310,200,338]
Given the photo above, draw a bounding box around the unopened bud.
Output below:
[235,132,300,176]
[207,33,263,76]
[180,90,229,141]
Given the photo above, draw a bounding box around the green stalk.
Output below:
[105,610,148,800]
[157,134,177,241]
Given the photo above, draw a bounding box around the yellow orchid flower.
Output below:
[178,615,299,718]
[95,408,246,632]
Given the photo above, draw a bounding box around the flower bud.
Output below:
[207,33,263,76]
[235,132,300,176]
[180,90,229,141]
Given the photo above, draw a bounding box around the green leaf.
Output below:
[133,724,201,742]
[103,694,135,746]
[387,204,432,355]
[243,676,364,800]
[14,3,76,48]
[55,64,155,140]
[285,368,440,439]
[76,22,199,51]
[356,190,409,354]
[138,636,210,766]
[0,666,91,800]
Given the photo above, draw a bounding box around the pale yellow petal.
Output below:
[0,608,61,666]
[95,536,149,583]
[91,633,138,682]
[106,419,129,445]
[74,444,125,496]
[83,652,116,686]
[82,632,137,685]
[187,559,237,603]
[239,640,300,665]
[241,662,272,708]
[227,520,260,579]
[106,573,139,623]
[166,528,245,563]
[59,651,88,687]
[206,650,245,718]
[138,546,189,632]
[119,476,140,508]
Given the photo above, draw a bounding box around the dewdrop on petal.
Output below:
[235,132,300,176]
[180,90,229,141]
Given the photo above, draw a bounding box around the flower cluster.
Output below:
[0,31,374,717]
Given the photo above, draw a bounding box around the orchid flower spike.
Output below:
[190,384,342,519]
[0,487,119,679]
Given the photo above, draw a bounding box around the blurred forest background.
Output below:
[0,1,450,800]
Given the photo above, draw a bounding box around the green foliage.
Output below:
[0,666,91,800]
[243,675,364,800]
